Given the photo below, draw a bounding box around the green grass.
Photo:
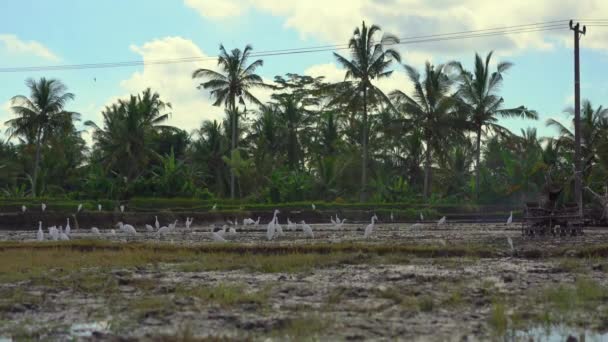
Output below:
[128,296,175,318]
[272,314,333,340]
[0,287,43,314]
[489,300,508,336]
[175,283,270,307]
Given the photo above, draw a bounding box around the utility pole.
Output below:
[570,20,586,217]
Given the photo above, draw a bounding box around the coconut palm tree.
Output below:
[5,78,79,197]
[453,51,538,200]
[192,44,273,199]
[547,100,608,183]
[192,119,229,196]
[390,62,459,201]
[333,21,401,202]
[85,88,173,180]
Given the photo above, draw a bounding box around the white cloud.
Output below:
[185,0,608,56]
[184,0,247,18]
[98,36,272,136]
[106,36,222,132]
[0,34,60,61]
[0,101,11,137]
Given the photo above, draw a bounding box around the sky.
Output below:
[1,0,608,146]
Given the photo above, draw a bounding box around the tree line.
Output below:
[2,21,606,205]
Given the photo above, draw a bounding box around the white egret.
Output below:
[98,204,102,211]
[36,222,44,241]
[507,237,514,253]
[311,203,316,210]
[211,203,217,211]
[156,225,171,236]
[287,218,296,231]
[145,224,155,232]
[48,226,58,241]
[65,218,71,235]
[228,226,237,237]
[91,227,100,235]
[77,204,83,213]
[364,215,378,239]
[22,205,27,213]
[41,203,46,212]
[506,211,513,226]
[274,214,284,237]
[420,212,424,221]
[185,217,193,229]
[120,205,125,213]
[227,219,234,226]
[155,216,160,230]
[266,210,279,240]
[254,217,260,226]
[216,225,228,238]
[59,226,70,241]
[301,221,314,239]
[117,222,137,235]
[437,216,446,226]
[330,216,336,225]
[109,229,116,235]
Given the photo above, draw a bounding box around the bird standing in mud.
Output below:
[266,209,279,240]
[301,220,314,239]
[506,211,513,225]
[364,214,378,239]
[437,216,446,226]
[36,222,44,241]
[117,222,137,235]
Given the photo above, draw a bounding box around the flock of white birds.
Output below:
[24,203,515,247]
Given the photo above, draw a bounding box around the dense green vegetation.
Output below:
[1,21,606,206]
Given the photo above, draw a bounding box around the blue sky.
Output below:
[1,0,607,144]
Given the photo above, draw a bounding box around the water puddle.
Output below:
[69,321,110,337]
[510,325,608,341]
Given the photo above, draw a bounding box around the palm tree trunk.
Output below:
[423,140,431,202]
[31,126,43,198]
[475,125,482,201]
[360,86,368,202]
[230,103,237,200]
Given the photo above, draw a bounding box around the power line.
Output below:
[0,19,605,73]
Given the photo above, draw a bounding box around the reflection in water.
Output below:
[69,321,110,337]
[510,325,608,342]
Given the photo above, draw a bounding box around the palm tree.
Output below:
[547,100,608,187]
[333,21,401,202]
[192,120,229,196]
[192,44,273,199]
[390,62,459,201]
[5,78,78,197]
[85,88,173,180]
[453,52,538,200]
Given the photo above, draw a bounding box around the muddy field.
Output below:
[1,222,608,341]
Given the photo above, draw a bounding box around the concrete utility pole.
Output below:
[570,20,586,217]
